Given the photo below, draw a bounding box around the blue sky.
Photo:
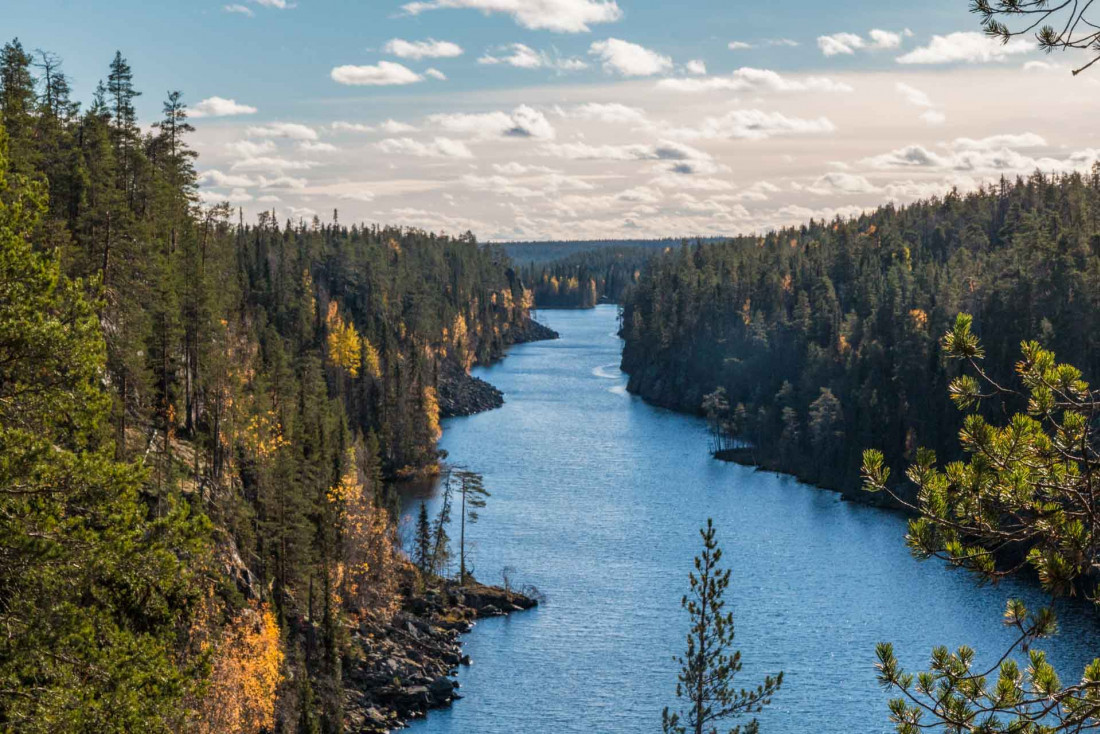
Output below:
[7,0,1100,239]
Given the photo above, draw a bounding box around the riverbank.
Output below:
[345,576,537,733]
[711,447,912,511]
[438,317,559,417]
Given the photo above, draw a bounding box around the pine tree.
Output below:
[456,469,489,584]
[663,519,782,734]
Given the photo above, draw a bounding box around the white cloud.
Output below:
[952,132,1046,150]
[564,102,649,125]
[589,38,673,77]
[802,172,878,195]
[199,169,257,188]
[897,31,1032,64]
[818,32,865,56]
[299,141,339,152]
[669,109,836,140]
[920,109,947,125]
[658,67,852,93]
[383,38,464,60]
[540,139,711,164]
[868,29,903,49]
[728,41,753,50]
[381,119,419,133]
[425,68,448,80]
[331,61,423,86]
[818,29,906,56]
[190,96,258,118]
[225,139,277,157]
[895,82,933,108]
[429,105,556,140]
[331,121,375,134]
[400,0,623,33]
[254,0,293,8]
[376,137,474,158]
[245,122,318,141]
[478,43,588,70]
[685,59,707,75]
[223,4,254,16]
[1023,60,1066,72]
[231,156,316,172]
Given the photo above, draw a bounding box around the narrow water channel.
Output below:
[401,305,1100,734]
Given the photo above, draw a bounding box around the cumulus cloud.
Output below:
[428,105,556,140]
[223,4,254,16]
[658,67,852,94]
[376,137,474,158]
[728,41,753,50]
[864,135,1054,172]
[199,169,258,188]
[589,38,673,76]
[562,102,649,125]
[685,59,707,75]
[897,32,1032,64]
[190,96,258,118]
[383,38,463,59]
[478,43,587,70]
[225,139,277,157]
[331,121,375,134]
[895,82,933,108]
[331,61,424,86]
[244,122,318,141]
[801,172,879,195]
[818,32,865,56]
[669,109,836,140]
[400,0,623,33]
[540,140,711,166]
[818,29,906,56]
[425,68,447,80]
[231,156,316,172]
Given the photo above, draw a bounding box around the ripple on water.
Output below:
[401,305,1100,734]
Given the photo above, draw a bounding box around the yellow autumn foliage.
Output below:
[326,301,362,377]
[190,603,283,734]
[423,386,442,443]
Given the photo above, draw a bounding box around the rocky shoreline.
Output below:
[345,578,538,733]
[438,317,558,418]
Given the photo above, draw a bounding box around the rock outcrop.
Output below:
[344,580,537,733]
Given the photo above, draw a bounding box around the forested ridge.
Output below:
[0,38,543,732]
[520,244,656,309]
[620,171,1100,499]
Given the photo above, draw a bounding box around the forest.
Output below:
[519,244,656,309]
[0,38,545,732]
[620,171,1100,499]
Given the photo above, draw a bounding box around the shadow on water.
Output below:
[399,305,1100,734]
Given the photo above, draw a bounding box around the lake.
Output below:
[401,305,1100,734]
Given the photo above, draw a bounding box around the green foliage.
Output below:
[0,40,538,729]
[622,171,1100,495]
[663,519,782,734]
[0,121,208,733]
[862,317,1100,732]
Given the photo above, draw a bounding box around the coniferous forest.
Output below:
[0,39,545,732]
[620,173,1100,498]
[9,0,1100,732]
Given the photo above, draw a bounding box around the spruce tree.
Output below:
[663,519,782,734]
[414,501,433,576]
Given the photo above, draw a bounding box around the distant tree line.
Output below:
[521,244,658,308]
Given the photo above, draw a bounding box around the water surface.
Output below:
[401,305,1100,734]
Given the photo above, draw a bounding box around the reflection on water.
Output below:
[401,305,1100,734]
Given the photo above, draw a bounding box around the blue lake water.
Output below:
[400,305,1100,733]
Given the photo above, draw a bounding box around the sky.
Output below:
[7,0,1100,240]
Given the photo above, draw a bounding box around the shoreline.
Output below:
[345,578,537,733]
